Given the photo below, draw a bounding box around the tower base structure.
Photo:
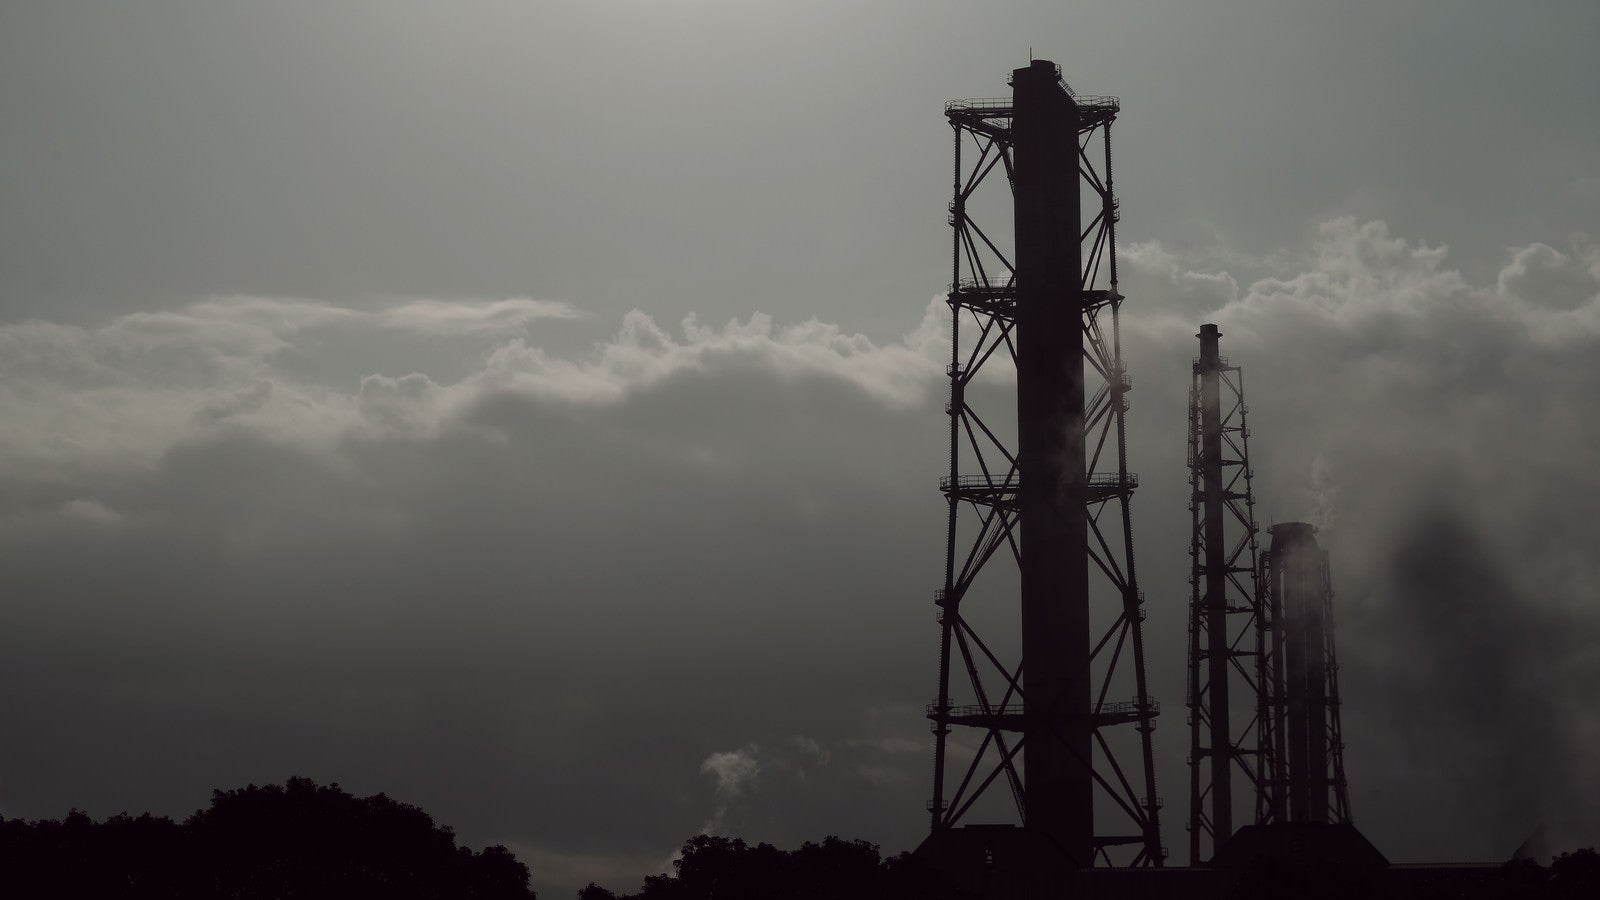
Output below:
[914,826,1075,899]
[915,824,1550,900]
[914,825,1398,900]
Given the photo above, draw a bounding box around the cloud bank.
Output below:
[1,219,1597,894]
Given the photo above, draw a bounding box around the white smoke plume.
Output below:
[697,745,761,835]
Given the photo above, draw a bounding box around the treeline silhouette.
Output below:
[576,834,964,900]
[1494,851,1600,900]
[584,840,1600,900]
[3,777,1595,899]
[0,777,531,898]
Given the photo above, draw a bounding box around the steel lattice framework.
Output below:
[1184,326,1269,864]
[1259,525,1353,826]
[925,62,1164,868]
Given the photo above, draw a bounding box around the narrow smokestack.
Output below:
[1194,322,1234,851]
[1266,522,1349,824]
[1011,57,1092,866]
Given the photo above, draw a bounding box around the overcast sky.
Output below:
[3,1,1599,895]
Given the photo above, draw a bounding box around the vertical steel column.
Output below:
[1323,558,1353,824]
[928,123,962,834]
[1199,326,1233,847]
[1110,116,1166,870]
[1267,549,1288,824]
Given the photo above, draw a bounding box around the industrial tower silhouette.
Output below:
[917,60,1163,879]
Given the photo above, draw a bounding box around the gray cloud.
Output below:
[380,298,580,336]
[3,215,1599,895]
[0,293,947,896]
[0,295,946,480]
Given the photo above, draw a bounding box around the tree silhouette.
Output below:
[0,777,534,899]
[1550,848,1600,899]
[589,833,966,900]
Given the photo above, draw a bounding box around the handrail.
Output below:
[945,98,1012,113]
[941,474,1019,491]
[1073,94,1121,110]
[928,697,1159,718]
[952,277,1018,292]
[939,473,1138,491]
[946,94,1119,114]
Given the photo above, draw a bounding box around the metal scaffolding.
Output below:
[1184,325,1268,863]
[924,60,1164,868]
